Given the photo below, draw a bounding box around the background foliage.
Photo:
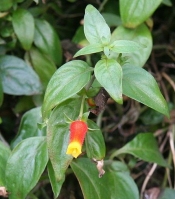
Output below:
[0,0,175,199]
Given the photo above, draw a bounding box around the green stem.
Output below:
[99,0,109,12]
[161,151,172,188]
[79,94,86,119]
[85,74,95,90]
[79,75,96,119]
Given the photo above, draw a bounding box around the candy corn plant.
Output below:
[0,1,172,199]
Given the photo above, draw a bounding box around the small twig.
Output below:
[99,0,109,11]
[169,126,175,188]
[140,163,158,199]
[162,72,175,92]
[160,62,175,69]
[140,133,169,198]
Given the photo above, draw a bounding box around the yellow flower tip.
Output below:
[66,141,82,158]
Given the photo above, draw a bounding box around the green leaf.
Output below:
[12,8,35,50]
[84,5,111,45]
[112,133,168,167]
[47,99,80,181]
[140,108,164,125]
[71,158,139,199]
[122,65,169,116]
[34,19,62,66]
[0,55,42,95]
[159,188,175,199]
[0,0,13,11]
[110,40,142,53]
[42,60,92,121]
[47,161,65,199]
[72,26,88,47]
[0,141,11,186]
[85,120,105,160]
[11,107,45,149]
[162,0,172,6]
[74,43,103,57]
[6,137,48,199]
[94,59,123,104]
[120,0,162,28]
[102,13,122,27]
[13,96,35,113]
[29,47,57,89]
[111,24,152,67]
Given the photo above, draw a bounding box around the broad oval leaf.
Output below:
[85,120,105,160]
[122,65,169,116]
[47,99,81,181]
[0,55,42,95]
[84,5,111,45]
[11,107,45,149]
[94,59,122,104]
[47,161,65,199]
[0,0,13,11]
[74,43,103,57]
[0,141,11,186]
[112,133,168,167]
[6,137,48,199]
[110,40,142,53]
[34,19,62,65]
[111,24,152,67]
[120,0,162,28]
[12,8,35,50]
[42,60,92,120]
[71,158,139,199]
[29,47,57,89]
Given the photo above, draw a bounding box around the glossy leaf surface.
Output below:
[47,161,65,199]
[111,24,152,67]
[47,99,80,181]
[84,5,111,45]
[94,59,122,104]
[6,137,48,199]
[71,158,139,199]
[123,65,169,116]
[34,19,62,65]
[11,107,45,149]
[42,60,92,120]
[12,9,34,50]
[120,0,162,28]
[110,40,142,53]
[74,43,103,57]
[0,141,11,186]
[0,55,42,95]
[85,120,105,160]
[29,47,57,89]
[113,133,168,167]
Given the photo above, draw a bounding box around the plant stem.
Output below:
[99,0,109,12]
[85,75,95,90]
[79,94,86,119]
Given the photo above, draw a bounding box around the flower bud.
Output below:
[66,120,88,158]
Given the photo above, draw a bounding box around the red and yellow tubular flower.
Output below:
[66,120,88,158]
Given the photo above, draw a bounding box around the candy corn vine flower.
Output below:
[66,120,88,158]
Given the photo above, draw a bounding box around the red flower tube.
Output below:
[66,120,88,158]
